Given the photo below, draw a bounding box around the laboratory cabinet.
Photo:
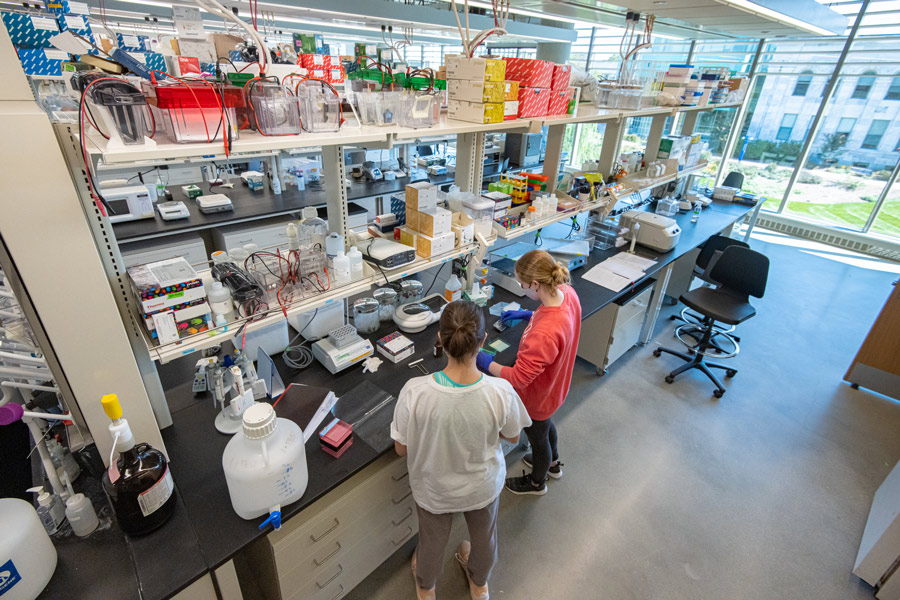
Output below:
[120,232,209,269]
[238,453,416,600]
[577,282,655,373]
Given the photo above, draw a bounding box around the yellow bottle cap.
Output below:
[102,394,122,420]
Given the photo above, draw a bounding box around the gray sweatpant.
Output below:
[414,496,500,590]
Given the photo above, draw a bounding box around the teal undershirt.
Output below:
[433,371,483,388]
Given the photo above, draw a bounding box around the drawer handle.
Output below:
[391,526,413,546]
[391,470,409,482]
[392,507,413,526]
[310,518,340,542]
[316,565,343,589]
[330,585,345,600]
[391,489,413,504]
[313,542,342,567]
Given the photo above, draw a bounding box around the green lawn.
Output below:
[785,199,900,236]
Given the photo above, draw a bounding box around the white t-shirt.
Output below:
[391,374,532,514]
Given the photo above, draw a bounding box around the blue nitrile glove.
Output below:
[476,351,494,374]
[500,309,533,325]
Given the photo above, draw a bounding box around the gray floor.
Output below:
[345,230,900,600]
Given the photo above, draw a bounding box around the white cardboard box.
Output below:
[445,55,506,82]
[405,182,438,210]
[448,99,504,124]
[448,79,505,103]
[418,206,452,237]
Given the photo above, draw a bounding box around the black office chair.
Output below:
[653,246,769,398]
[722,171,744,190]
[671,234,750,349]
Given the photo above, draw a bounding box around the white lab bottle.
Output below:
[445,274,462,302]
[270,169,282,195]
[208,281,236,322]
[222,403,308,520]
[347,247,364,281]
[0,498,57,599]
[300,207,328,250]
[546,193,558,214]
[65,493,99,537]
[333,251,351,285]
[535,196,546,218]
[325,232,344,265]
[27,487,65,534]
[47,437,80,484]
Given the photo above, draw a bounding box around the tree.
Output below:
[820,132,848,163]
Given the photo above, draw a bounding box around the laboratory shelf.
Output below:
[675,101,743,113]
[623,161,710,196]
[145,241,482,363]
[495,198,606,240]
[543,105,622,125]
[391,115,536,142]
[85,125,393,165]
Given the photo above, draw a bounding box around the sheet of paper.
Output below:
[582,264,633,292]
[304,391,337,442]
[613,253,657,270]
[599,257,644,281]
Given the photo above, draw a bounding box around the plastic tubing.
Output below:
[24,417,67,498]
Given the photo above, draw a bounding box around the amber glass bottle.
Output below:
[100,394,176,536]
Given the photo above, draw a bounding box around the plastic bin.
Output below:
[398,92,437,129]
[297,79,342,133]
[89,81,150,145]
[246,81,301,135]
[153,82,242,144]
[462,197,495,239]
[356,90,402,126]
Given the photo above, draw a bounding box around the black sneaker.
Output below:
[522,454,563,479]
[505,470,547,496]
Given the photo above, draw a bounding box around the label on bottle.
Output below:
[108,460,120,484]
[0,559,23,596]
[138,467,174,517]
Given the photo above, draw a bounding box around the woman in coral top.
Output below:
[477,249,582,496]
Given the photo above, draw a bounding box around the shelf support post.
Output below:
[455,132,486,194]
[542,123,566,191]
[644,112,670,166]
[322,145,349,238]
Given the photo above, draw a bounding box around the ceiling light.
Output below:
[715,0,835,36]
[653,1,668,5]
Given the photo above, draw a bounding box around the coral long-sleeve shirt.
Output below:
[500,285,581,420]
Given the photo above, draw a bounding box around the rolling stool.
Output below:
[671,234,750,353]
[653,246,769,398]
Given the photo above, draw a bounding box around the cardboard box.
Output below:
[115,32,150,52]
[516,86,551,118]
[2,13,59,48]
[548,88,574,115]
[390,194,407,226]
[376,332,415,363]
[15,47,67,75]
[405,207,419,231]
[417,232,455,258]
[417,206,452,237]
[325,65,344,84]
[503,100,519,121]
[447,79,505,103]
[300,53,335,68]
[43,0,90,14]
[503,58,554,89]
[127,257,207,315]
[551,64,572,91]
[504,80,520,101]
[445,55,505,82]
[56,13,92,39]
[448,99,504,124]
[394,225,418,248]
[405,182,438,210]
[451,212,474,247]
[483,191,512,211]
[146,301,211,342]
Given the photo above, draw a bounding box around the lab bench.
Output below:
[38,200,754,600]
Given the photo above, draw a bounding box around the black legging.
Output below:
[524,418,558,484]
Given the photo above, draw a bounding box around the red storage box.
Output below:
[325,65,345,84]
[503,58,554,89]
[151,82,245,141]
[299,53,334,69]
[516,86,551,118]
[551,64,572,91]
[548,88,574,115]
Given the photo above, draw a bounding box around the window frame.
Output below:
[852,71,877,100]
[776,113,798,141]
[861,119,889,149]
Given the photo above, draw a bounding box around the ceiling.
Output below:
[512,0,849,38]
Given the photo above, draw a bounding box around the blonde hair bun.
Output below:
[514,249,570,294]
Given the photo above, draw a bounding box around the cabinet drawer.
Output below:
[617,286,653,324]
[285,495,418,600]
[275,488,415,593]
[607,309,646,366]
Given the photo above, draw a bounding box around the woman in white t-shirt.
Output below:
[391,300,531,600]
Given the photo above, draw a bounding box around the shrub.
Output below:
[861,195,879,203]
[841,179,864,191]
[873,170,892,181]
[797,172,822,184]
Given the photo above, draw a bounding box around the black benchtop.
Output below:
[56,200,752,599]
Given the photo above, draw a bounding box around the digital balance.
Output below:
[312,325,374,374]
[196,194,234,214]
[393,293,449,334]
[156,201,190,221]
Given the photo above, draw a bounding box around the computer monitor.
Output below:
[345,149,366,166]
[417,145,434,157]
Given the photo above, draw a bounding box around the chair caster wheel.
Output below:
[713,389,725,398]
[596,367,608,376]
[725,369,737,378]
[653,348,662,357]
[665,375,675,384]
[669,315,677,321]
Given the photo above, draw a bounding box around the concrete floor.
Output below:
[345,230,900,600]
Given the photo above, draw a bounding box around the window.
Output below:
[793,71,813,96]
[852,71,877,99]
[862,120,889,149]
[886,76,900,100]
[836,117,856,134]
[776,114,798,141]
